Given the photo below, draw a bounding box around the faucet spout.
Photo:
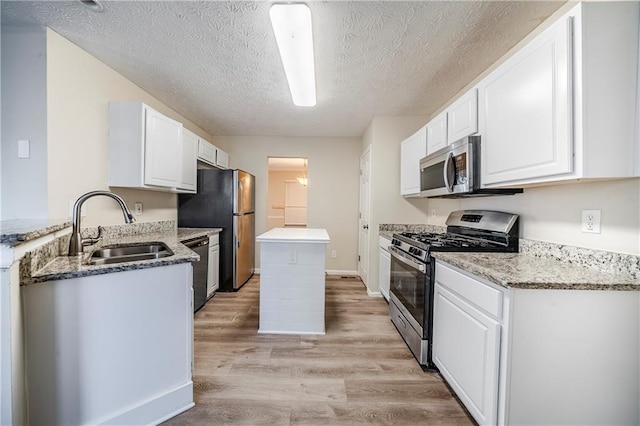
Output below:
[68,190,136,256]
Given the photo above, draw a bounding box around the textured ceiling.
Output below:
[1,1,566,138]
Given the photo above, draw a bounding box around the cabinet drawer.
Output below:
[435,261,503,319]
[379,235,391,250]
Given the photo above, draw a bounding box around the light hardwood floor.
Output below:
[164,275,474,425]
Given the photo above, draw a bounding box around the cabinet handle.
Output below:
[398,315,406,329]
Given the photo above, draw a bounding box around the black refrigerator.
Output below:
[178,169,255,291]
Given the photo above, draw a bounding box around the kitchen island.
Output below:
[256,228,330,335]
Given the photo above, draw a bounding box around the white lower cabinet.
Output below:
[433,264,501,425]
[207,234,220,297]
[378,236,391,301]
[22,264,194,425]
[434,259,640,426]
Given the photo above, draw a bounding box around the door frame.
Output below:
[358,146,371,289]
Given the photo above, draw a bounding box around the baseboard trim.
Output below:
[367,288,383,298]
[325,270,359,276]
[98,381,193,425]
[254,269,360,277]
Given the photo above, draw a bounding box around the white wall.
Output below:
[427,179,640,256]
[1,27,49,220]
[41,29,215,226]
[215,135,361,273]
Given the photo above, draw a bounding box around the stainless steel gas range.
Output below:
[388,210,519,368]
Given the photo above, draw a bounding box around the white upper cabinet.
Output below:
[179,129,198,193]
[108,102,198,193]
[197,138,229,169]
[197,138,217,166]
[478,12,572,186]
[447,89,478,144]
[400,125,427,196]
[143,107,183,188]
[215,149,229,169]
[425,88,478,156]
[426,111,447,154]
[479,2,639,187]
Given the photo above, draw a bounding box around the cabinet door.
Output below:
[207,244,219,296]
[144,108,182,187]
[400,126,427,196]
[447,89,478,144]
[433,283,501,425]
[479,16,572,186]
[216,149,229,169]
[197,139,217,166]
[179,130,198,193]
[426,111,448,154]
[378,247,390,301]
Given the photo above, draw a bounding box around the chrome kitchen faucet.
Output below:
[68,190,136,256]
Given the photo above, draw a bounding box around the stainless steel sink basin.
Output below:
[89,242,173,265]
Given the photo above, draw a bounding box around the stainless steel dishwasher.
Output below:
[182,236,209,313]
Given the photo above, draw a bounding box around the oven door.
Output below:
[388,246,430,339]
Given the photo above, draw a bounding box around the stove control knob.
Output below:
[414,249,422,256]
[408,247,415,255]
[391,239,400,246]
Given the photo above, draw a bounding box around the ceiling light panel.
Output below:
[269,4,316,107]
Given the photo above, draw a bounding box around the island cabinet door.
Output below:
[433,282,501,426]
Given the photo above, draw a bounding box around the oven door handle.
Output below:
[388,246,426,273]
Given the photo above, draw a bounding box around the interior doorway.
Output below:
[267,157,308,230]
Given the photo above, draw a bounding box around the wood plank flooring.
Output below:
[164,276,474,425]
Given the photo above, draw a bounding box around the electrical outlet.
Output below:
[431,209,436,218]
[581,210,601,234]
[289,249,297,264]
[331,250,337,258]
[134,202,143,215]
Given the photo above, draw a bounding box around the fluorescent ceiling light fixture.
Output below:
[269,4,317,107]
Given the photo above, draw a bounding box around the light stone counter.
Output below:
[256,227,330,243]
[432,252,640,291]
[25,223,221,284]
[257,228,331,335]
[0,219,71,245]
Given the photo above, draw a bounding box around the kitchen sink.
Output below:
[88,242,173,265]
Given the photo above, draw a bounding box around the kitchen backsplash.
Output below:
[19,220,177,284]
[379,224,640,280]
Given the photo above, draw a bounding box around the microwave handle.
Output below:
[443,152,455,192]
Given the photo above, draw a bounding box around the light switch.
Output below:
[18,140,30,159]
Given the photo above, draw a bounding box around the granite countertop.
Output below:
[432,252,640,291]
[0,219,72,245]
[28,227,221,284]
[379,231,394,240]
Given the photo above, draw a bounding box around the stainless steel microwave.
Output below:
[419,136,523,198]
